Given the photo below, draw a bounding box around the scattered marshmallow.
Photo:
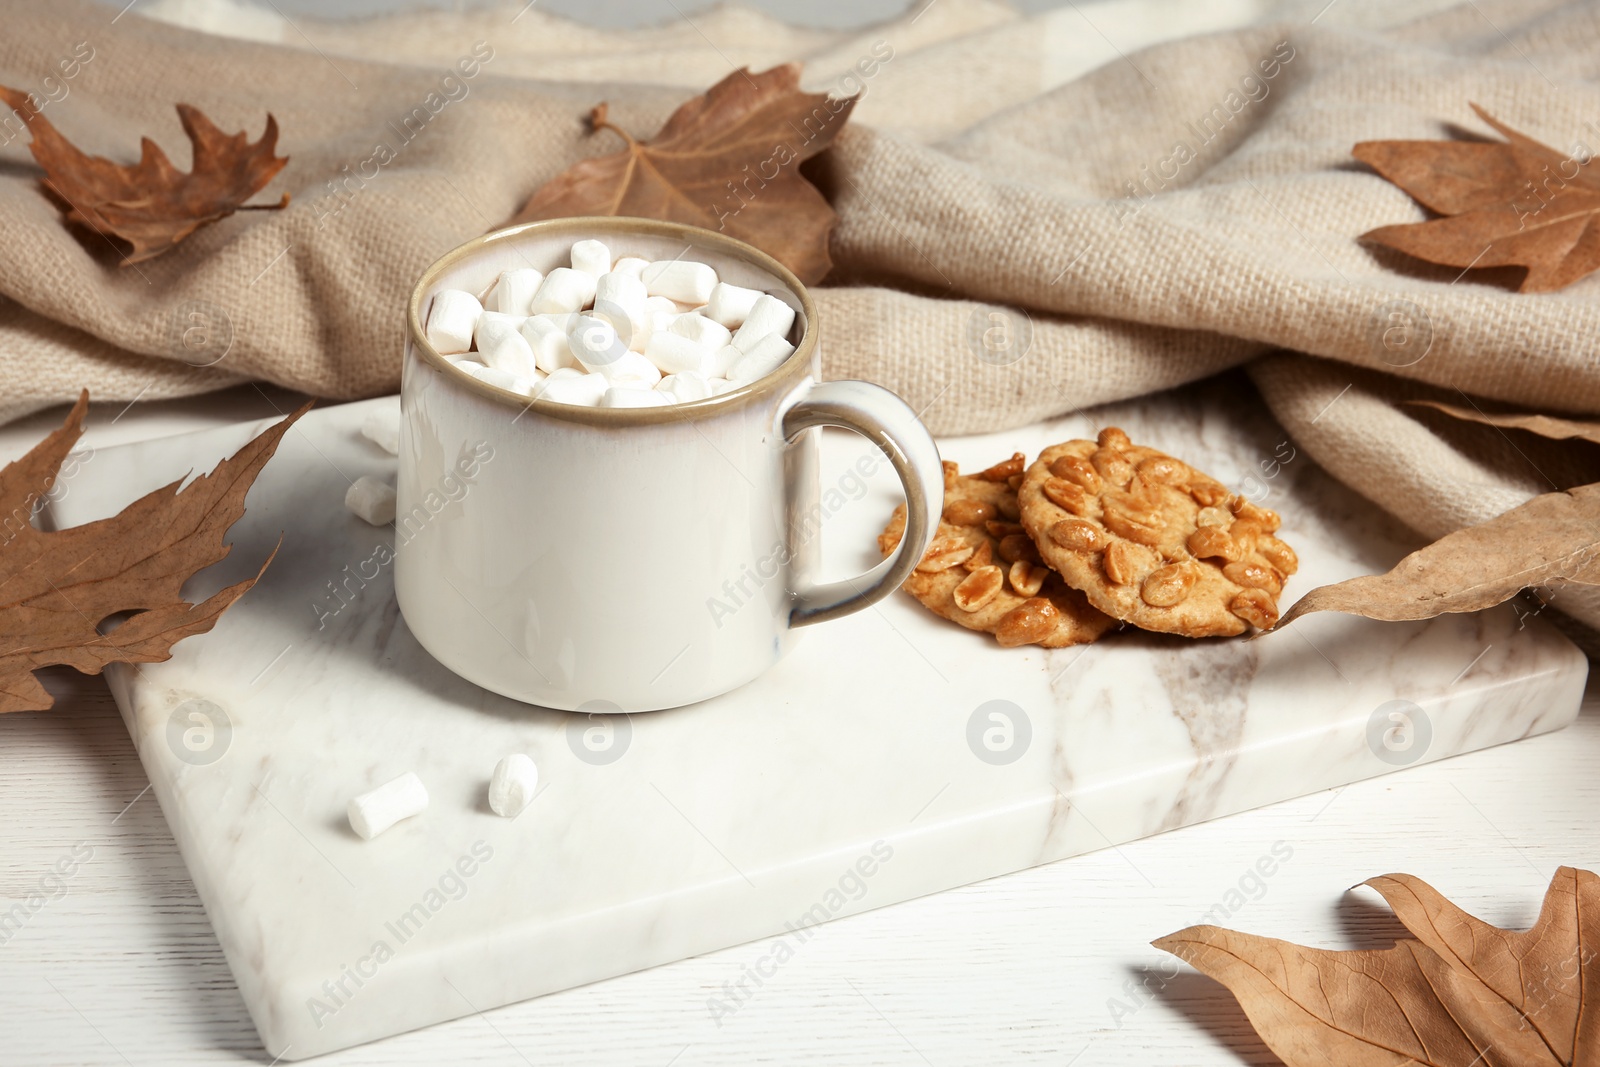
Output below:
[440,241,799,405]
[731,294,797,353]
[348,771,428,840]
[641,259,717,305]
[360,409,399,455]
[489,268,543,316]
[570,238,612,277]
[531,267,598,314]
[705,282,762,328]
[345,475,397,525]
[426,289,482,355]
[488,754,539,818]
[729,334,796,383]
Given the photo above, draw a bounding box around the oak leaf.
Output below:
[1355,104,1600,291]
[1408,399,1600,447]
[1268,482,1600,632]
[1155,866,1600,1066]
[0,88,289,265]
[511,64,856,284]
[0,392,307,713]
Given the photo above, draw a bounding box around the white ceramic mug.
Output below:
[396,218,943,712]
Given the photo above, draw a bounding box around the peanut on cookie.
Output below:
[878,455,1118,648]
[1017,428,1298,637]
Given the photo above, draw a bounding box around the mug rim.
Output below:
[407,216,821,425]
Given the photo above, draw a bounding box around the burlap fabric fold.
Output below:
[1,0,1596,630]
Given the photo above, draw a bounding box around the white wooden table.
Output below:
[0,388,1594,1066]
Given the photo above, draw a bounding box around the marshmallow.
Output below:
[536,370,609,406]
[612,256,648,278]
[594,271,648,348]
[602,351,664,387]
[731,294,797,353]
[571,238,612,277]
[711,344,743,378]
[344,475,396,525]
[488,754,539,818]
[359,409,399,455]
[645,332,714,376]
[641,259,717,305]
[658,372,715,403]
[476,313,539,380]
[568,314,628,371]
[595,271,647,312]
[462,361,538,396]
[425,289,481,355]
[670,312,733,351]
[348,771,428,840]
[489,268,543,316]
[458,240,798,409]
[531,268,597,314]
[728,333,795,383]
[475,309,524,335]
[535,311,580,332]
[705,282,763,328]
[620,299,673,352]
[602,387,671,408]
[521,315,578,373]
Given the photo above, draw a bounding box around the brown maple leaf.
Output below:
[1156,866,1600,1066]
[1355,104,1600,291]
[0,392,308,713]
[511,64,856,284]
[1267,481,1600,633]
[1407,400,1600,447]
[0,88,289,265]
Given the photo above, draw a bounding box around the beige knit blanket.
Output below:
[2,0,1598,629]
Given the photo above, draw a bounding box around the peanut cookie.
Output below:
[878,454,1118,648]
[1017,428,1298,637]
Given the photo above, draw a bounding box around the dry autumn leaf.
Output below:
[511,64,856,284]
[1155,866,1600,1066]
[1355,104,1600,292]
[0,88,289,265]
[0,393,307,713]
[1409,399,1600,447]
[1268,482,1600,632]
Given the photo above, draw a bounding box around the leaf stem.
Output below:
[588,104,637,150]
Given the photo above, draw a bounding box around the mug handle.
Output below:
[782,380,945,627]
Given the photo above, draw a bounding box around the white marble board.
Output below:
[43,384,1586,1060]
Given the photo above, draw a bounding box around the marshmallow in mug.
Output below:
[422,239,801,407]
